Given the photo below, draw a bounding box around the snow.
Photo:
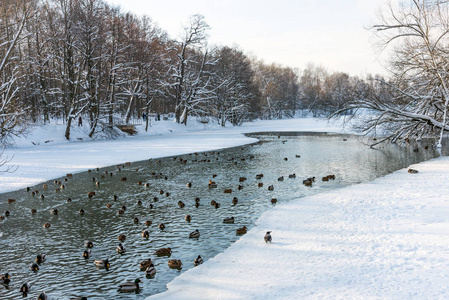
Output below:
[2,117,449,299]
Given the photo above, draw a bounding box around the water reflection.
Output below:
[0,133,441,299]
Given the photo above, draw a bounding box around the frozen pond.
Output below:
[0,132,440,299]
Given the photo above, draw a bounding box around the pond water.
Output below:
[0,132,442,299]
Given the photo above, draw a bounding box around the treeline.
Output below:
[1,0,375,141]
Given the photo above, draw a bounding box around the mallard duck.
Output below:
[113,195,118,201]
[79,209,85,215]
[37,291,48,300]
[20,282,30,293]
[5,210,10,217]
[118,278,142,292]
[139,259,152,270]
[195,202,200,208]
[256,174,264,179]
[236,226,248,235]
[264,231,272,243]
[118,234,126,242]
[141,230,149,238]
[106,204,112,208]
[288,174,296,179]
[82,249,91,259]
[31,209,37,214]
[185,214,192,222]
[408,168,419,174]
[94,258,109,269]
[278,176,284,181]
[154,247,172,256]
[178,201,185,208]
[7,198,16,203]
[1,273,10,284]
[121,205,127,211]
[223,217,235,224]
[167,259,182,269]
[271,198,278,204]
[232,197,238,205]
[322,176,329,181]
[116,243,126,254]
[30,263,39,271]
[158,223,165,230]
[224,188,232,194]
[210,200,217,206]
[189,229,200,238]
[238,185,244,190]
[85,241,94,248]
[303,179,312,186]
[118,209,125,215]
[193,255,204,266]
[137,200,142,206]
[268,185,274,191]
[153,196,159,202]
[148,204,154,209]
[239,177,246,182]
[145,264,156,277]
[186,182,192,188]
[36,254,46,264]
[159,189,164,195]
[67,198,72,202]
[43,223,51,228]
[50,208,58,215]
[134,217,139,224]
[257,182,263,187]
[214,202,221,209]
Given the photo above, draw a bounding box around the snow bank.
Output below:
[149,157,449,299]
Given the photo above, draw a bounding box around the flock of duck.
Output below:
[1,137,340,299]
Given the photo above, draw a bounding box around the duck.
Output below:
[322,176,329,181]
[4,210,10,217]
[195,202,200,208]
[154,247,172,256]
[118,234,126,242]
[167,259,182,269]
[43,223,51,228]
[50,208,58,215]
[224,188,232,194]
[37,291,48,300]
[67,198,72,202]
[20,282,31,293]
[186,182,192,188]
[79,209,85,215]
[408,168,419,174]
[85,241,94,248]
[214,202,221,208]
[82,249,91,259]
[31,209,37,214]
[148,204,154,209]
[94,258,109,269]
[239,177,247,182]
[288,174,296,179]
[193,255,204,266]
[141,230,149,239]
[185,214,192,222]
[178,201,185,208]
[36,254,46,264]
[1,273,10,284]
[236,226,248,235]
[153,197,159,202]
[30,263,39,271]
[268,185,274,191]
[256,174,264,179]
[223,217,235,224]
[264,231,272,243]
[113,195,118,201]
[137,200,142,206]
[271,198,278,204]
[118,278,142,292]
[257,182,263,187]
[144,220,152,226]
[118,209,125,215]
[210,200,217,206]
[139,258,152,270]
[189,229,200,238]
[145,264,156,277]
[158,223,165,230]
[303,179,312,186]
[232,197,238,205]
[106,204,112,208]
[134,217,139,224]
[116,243,126,254]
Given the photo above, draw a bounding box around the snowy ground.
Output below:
[2,117,448,299]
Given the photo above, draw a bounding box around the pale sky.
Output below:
[107,0,388,76]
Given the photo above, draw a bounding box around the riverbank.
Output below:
[149,155,449,300]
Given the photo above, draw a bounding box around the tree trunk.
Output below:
[65,116,73,140]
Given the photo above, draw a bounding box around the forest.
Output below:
[2,0,448,147]
[0,0,376,142]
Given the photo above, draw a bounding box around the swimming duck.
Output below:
[154,247,172,256]
[185,214,192,222]
[408,168,419,174]
[118,234,126,242]
[271,198,278,204]
[264,231,272,243]
[43,223,51,228]
[144,220,152,226]
[257,182,263,187]
[236,226,248,235]
[118,209,125,215]
[148,204,154,209]
[139,259,152,270]
[167,259,182,269]
[85,241,94,248]
[268,185,274,191]
[67,198,72,202]
[36,254,46,264]
[153,197,159,202]
[116,243,126,254]
[82,249,91,259]
[238,185,244,190]
[7,198,15,203]
[178,201,185,208]
[113,195,118,201]
[4,210,10,217]
[224,188,232,194]
[322,176,329,181]
[223,217,235,224]
[121,205,127,211]
[37,291,48,300]
[1,273,10,284]
[210,200,217,206]
[214,202,221,209]
[145,264,156,277]
[159,190,164,195]
[288,174,296,179]
[193,255,204,266]
[79,209,85,215]
[186,182,192,188]
[94,258,109,269]
[20,282,31,293]
[256,174,264,179]
[189,229,200,238]
[195,202,200,208]
[239,177,247,182]
[118,278,142,292]
[303,179,312,186]
[158,223,165,230]
[31,209,37,214]
[30,263,39,271]
[87,191,95,198]
[137,200,142,206]
[134,217,139,224]
[232,197,238,205]
[106,204,112,208]
[141,230,149,239]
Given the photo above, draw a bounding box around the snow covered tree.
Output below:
[334,0,449,147]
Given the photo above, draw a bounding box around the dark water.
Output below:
[0,133,441,299]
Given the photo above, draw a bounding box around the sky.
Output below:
[106,0,389,77]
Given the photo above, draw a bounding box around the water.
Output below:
[0,133,441,299]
